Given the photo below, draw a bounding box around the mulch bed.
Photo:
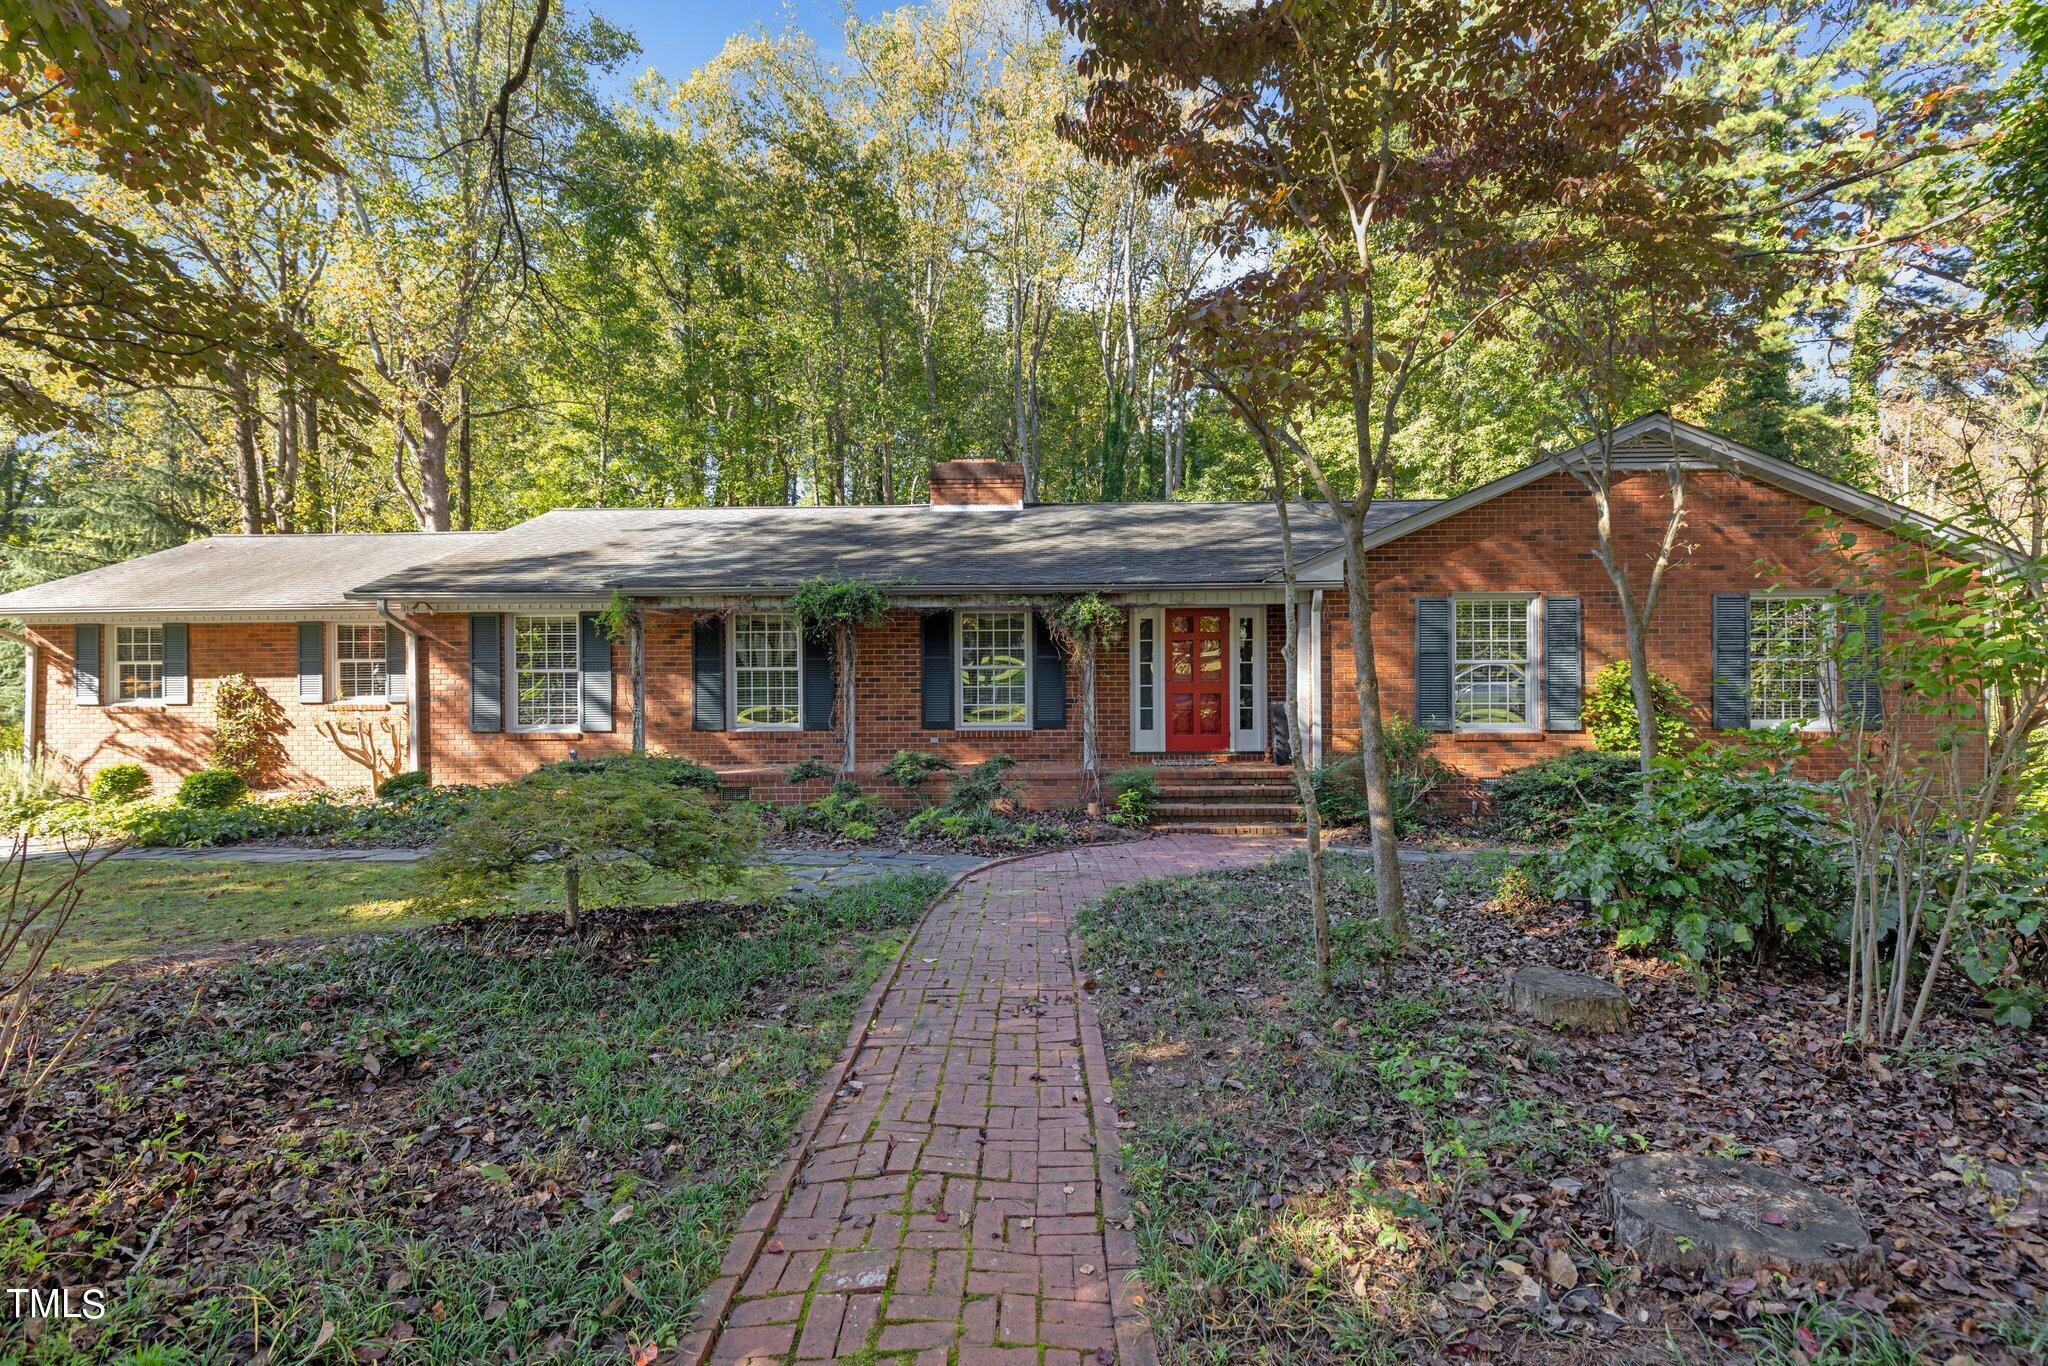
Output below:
[1083,857,2047,1362]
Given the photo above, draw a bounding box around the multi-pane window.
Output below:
[733,613,801,728]
[334,625,388,701]
[1135,613,1156,733]
[114,625,164,702]
[1453,598,1532,728]
[959,611,1029,727]
[1750,596,1831,726]
[513,614,581,730]
[1236,614,1257,733]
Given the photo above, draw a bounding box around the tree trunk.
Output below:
[1079,643,1100,815]
[1270,471,1331,993]
[414,394,454,532]
[1625,607,1659,774]
[562,865,580,931]
[630,605,646,755]
[228,365,264,534]
[1343,520,1409,941]
[839,627,858,777]
[456,383,473,531]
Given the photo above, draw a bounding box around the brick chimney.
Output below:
[928,459,1026,507]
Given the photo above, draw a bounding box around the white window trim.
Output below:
[506,612,583,735]
[1451,594,1542,734]
[1229,606,1268,752]
[955,609,1033,732]
[1129,607,1164,753]
[108,623,167,709]
[727,611,804,732]
[1747,591,1838,733]
[330,622,391,705]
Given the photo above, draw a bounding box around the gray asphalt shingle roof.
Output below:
[0,533,495,616]
[349,500,1438,598]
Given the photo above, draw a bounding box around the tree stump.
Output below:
[1607,1154,1881,1282]
[1506,965,1630,1033]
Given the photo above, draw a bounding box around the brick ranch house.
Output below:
[0,416,1936,813]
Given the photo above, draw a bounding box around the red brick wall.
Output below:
[1322,468,1932,788]
[29,622,406,795]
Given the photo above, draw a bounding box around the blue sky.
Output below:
[583,0,899,90]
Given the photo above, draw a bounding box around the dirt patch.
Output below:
[1079,855,2047,1363]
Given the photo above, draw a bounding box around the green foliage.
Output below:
[1545,749,1845,970]
[1489,751,1645,840]
[941,754,1019,814]
[788,575,889,639]
[376,771,431,802]
[209,671,287,780]
[784,757,835,785]
[177,769,249,810]
[1105,765,1159,828]
[1311,717,1446,833]
[544,753,720,793]
[1955,805,2048,1028]
[781,779,887,843]
[86,764,149,804]
[1582,660,1694,756]
[595,591,634,642]
[880,749,956,794]
[1046,593,1125,650]
[421,767,761,921]
[24,787,476,849]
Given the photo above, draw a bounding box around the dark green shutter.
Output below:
[801,632,835,732]
[1841,592,1884,728]
[1543,596,1581,731]
[579,612,613,732]
[297,622,325,703]
[1031,613,1066,729]
[384,624,408,702]
[162,623,189,705]
[1711,594,1751,730]
[1415,597,1452,731]
[692,616,725,731]
[920,612,954,729]
[73,624,101,705]
[469,613,502,733]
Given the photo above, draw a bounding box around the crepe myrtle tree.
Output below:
[790,574,891,776]
[1046,593,1125,813]
[1055,0,1712,941]
[418,762,762,929]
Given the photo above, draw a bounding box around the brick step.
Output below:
[1151,761,1291,777]
[1152,821,1304,835]
[1155,782,1299,800]
[1154,802,1303,820]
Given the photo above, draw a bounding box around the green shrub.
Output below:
[209,670,286,779]
[1955,807,2048,1028]
[784,756,835,785]
[1105,765,1159,827]
[1545,749,1844,970]
[1311,717,1447,833]
[420,765,761,928]
[86,763,150,803]
[946,754,1020,814]
[1489,751,1643,840]
[783,779,887,842]
[544,753,720,793]
[1583,659,1695,755]
[377,770,431,802]
[881,749,956,796]
[177,768,249,809]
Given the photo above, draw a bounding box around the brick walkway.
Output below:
[693,835,1294,1365]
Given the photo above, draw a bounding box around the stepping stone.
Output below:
[1607,1154,1881,1282]
[1506,964,1630,1033]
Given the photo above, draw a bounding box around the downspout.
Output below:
[20,637,37,766]
[1311,588,1325,768]
[374,599,422,774]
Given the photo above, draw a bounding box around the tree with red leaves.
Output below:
[1053,0,1730,939]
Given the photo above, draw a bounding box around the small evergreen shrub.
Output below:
[86,763,150,804]
[545,753,720,793]
[177,768,249,809]
[784,756,835,785]
[209,671,287,780]
[1311,717,1447,833]
[881,749,956,796]
[1582,659,1695,755]
[1489,751,1643,840]
[1105,765,1159,827]
[783,779,886,842]
[377,771,431,802]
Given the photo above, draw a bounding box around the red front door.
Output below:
[1165,609,1229,752]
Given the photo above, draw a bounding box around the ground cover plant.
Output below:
[1079,855,2047,1364]
[0,871,947,1362]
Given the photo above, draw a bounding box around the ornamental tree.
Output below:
[1053,0,1712,940]
[789,574,891,776]
[1046,593,1125,811]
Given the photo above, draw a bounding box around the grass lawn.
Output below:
[3,870,945,1363]
[1078,854,2048,1365]
[29,858,793,972]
